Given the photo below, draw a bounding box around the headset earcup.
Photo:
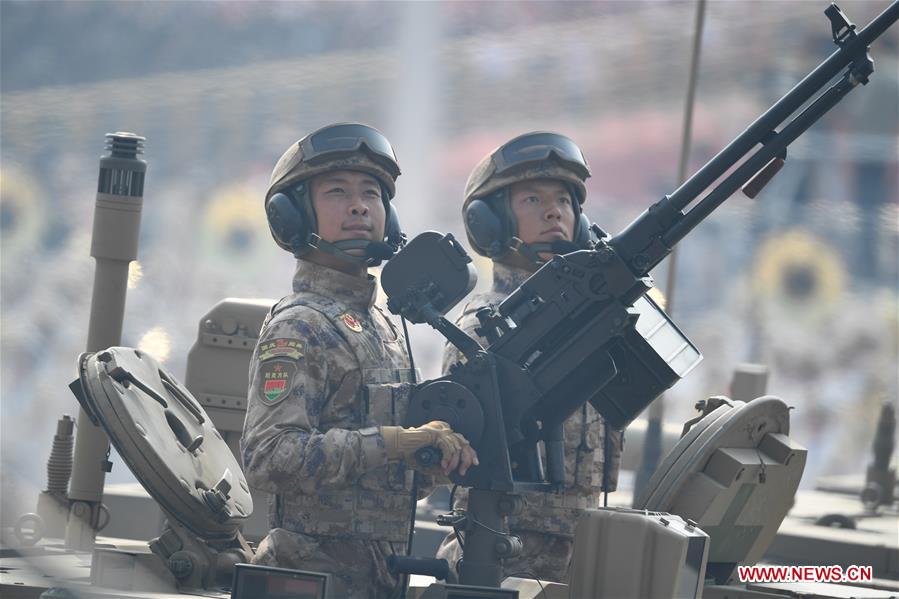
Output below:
[266,191,309,256]
[465,198,508,258]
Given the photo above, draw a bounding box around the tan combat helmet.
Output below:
[264,122,404,264]
[461,131,592,262]
[267,122,400,201]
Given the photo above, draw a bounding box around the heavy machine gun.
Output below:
[381,2,899,589]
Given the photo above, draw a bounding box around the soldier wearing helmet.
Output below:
[241,123,477,598]
[437,132,622,582]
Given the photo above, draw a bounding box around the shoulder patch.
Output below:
[258,338,304,361]
[259,359,297,405]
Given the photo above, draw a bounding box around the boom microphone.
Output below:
[366,241,396,261]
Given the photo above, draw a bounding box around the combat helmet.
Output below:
[462,131,594,264]
[265,122,404,266]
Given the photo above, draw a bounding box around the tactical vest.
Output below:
[268,292,416,543]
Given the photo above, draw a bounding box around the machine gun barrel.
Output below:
[386,3,898,590]
[613,1,899,276]
[669,1,896,213]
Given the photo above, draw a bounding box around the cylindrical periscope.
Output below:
[65,133,146,549]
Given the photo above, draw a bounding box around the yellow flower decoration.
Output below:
[201,183,269,262]
[0,166,44,257]
[752,229,845,309]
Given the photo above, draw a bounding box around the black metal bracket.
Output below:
[826,4,857,47]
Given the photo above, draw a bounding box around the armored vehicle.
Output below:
[2,2,897,598]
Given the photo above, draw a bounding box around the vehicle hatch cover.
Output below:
[634,397,806,581]
[72,347,253,541]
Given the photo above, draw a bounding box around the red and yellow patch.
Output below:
[259,359,297,404]
[340,313,363,333]
[263,379,287,402]
[258,338,303,361]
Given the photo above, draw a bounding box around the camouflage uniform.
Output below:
[436,262,623,582]
[241,259,419,598]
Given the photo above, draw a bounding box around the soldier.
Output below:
[241,122,478,598]
[437,132,623,582]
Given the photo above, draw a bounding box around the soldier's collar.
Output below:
[292,259,377,311]
[492,262,533,295]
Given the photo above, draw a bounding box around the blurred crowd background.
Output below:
[2,1,896,524]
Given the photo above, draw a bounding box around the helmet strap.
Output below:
[510,237,557,267]
[306,234,374,266]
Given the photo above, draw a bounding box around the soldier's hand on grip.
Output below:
[380,420,479,476]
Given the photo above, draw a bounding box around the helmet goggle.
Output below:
[300,123,401,179]
[491,132,590,180]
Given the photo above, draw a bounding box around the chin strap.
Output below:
[510,237,579,266]
[304,234,395,266]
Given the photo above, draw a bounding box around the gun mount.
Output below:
[69,347,254,590]
[383,1,899,588]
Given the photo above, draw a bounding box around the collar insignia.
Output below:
[341,312,363,333]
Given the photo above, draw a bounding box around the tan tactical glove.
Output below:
[380,420,474,474]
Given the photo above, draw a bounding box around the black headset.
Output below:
[266,179,404,266]
[464,185,591,261]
